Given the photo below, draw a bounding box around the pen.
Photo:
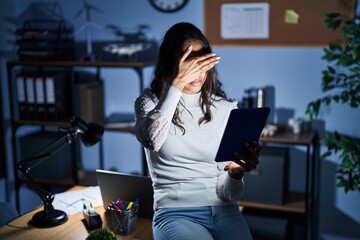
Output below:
[120,201,124,210]
[112,204,120,211]
[110,202,121,211]
[117,198,124,210]
[126,201,134,210]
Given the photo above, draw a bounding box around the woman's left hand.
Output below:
[226,141,262,179]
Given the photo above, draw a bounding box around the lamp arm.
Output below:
[17,161,56,213]
[16,128,80,214]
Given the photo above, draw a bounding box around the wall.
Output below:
[0,0,359,239]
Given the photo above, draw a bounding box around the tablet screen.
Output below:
[215,107,270,162]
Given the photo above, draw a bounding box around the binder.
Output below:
[44,75,56,121]
[16,74,27,120]
[35,74,46,121]
[25,74,36,120]
[44,73,71,121]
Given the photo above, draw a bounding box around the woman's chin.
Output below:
[183,87,202,94]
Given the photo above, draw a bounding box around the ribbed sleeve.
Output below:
[216,162,245,201]
[134,86,182,151]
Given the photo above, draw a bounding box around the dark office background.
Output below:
[0,1,359,239]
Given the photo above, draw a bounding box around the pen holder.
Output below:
[107,201,138,235]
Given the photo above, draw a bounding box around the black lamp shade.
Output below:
[80,122,104,147]
[70,116,104,147]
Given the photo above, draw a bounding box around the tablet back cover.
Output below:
[215,107,270,162]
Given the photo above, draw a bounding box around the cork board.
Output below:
[204,0,355,47]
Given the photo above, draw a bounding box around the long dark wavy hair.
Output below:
[150,22,229,134]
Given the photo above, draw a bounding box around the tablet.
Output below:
[215,107,270,162]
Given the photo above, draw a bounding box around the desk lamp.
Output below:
[16,116,104,228]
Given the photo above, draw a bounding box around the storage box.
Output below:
[106,201,138,235]
[75,71,104,124]
[77,81,104,123]
[241,146,289,205]
[243,214,289,240]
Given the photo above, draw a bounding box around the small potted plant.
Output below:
[86,227,116,240]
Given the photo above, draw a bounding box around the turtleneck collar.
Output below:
[180,91,202,109]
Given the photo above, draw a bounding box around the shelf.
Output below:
[15,120,71,128]
[245,129,318,238]
[7,59,155,213]
[104,125,135,133]
[260,130,316,146]
[15,120,136,133]
[239,192,306,214]
[99,126,318,144]
[100,127,317,145]
[7,60,156,68]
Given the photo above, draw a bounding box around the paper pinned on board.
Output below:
[285,9,299,24]
[221,3,270,39]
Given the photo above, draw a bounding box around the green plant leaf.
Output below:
[350,98,358,107]
[321,151,332,159]
[322,96,332,105]
[328,66,336,74]
[329,43,342,51]
[325,12,342,19]
[333,95,340,102]
[349,66,360,74]
[352,47,360,59]
[306,12,360,193]
[86,228,116,240]
[340,91,349,102]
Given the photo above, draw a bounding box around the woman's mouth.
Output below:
[190,80,202,86]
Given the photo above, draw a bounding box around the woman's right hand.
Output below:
[172,45,220,91]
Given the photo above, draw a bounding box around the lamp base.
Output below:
[31,209,68,228]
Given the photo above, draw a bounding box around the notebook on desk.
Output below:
[96,169,154,219]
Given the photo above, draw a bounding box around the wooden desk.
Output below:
[0,186,152,240]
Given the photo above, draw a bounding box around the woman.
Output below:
[134,22,261,240]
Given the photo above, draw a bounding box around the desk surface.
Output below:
[0,186,152,240]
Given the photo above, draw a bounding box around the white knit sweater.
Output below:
[134,85,245,210]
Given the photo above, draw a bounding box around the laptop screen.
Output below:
[96,169,154,219]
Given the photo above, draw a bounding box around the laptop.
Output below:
[96,169,154,219]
